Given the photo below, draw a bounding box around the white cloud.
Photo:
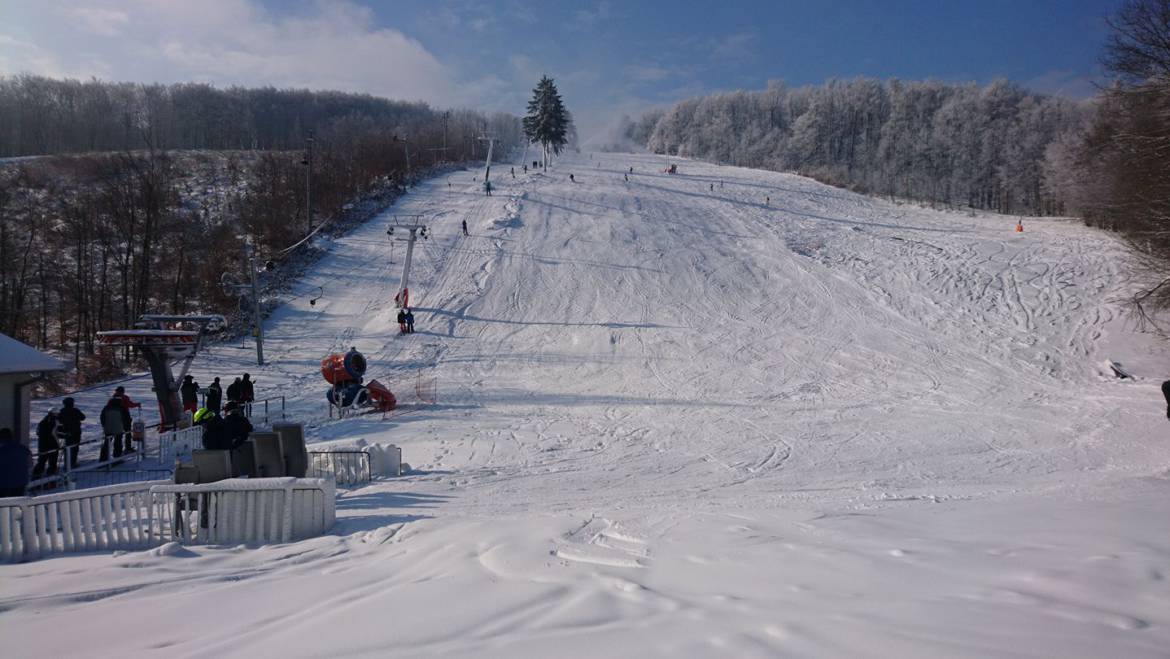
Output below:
[61,7,130,37]
[624,64,674,83]
[574,1,612,27]
[1,0,466,105]
[710,31,756,61]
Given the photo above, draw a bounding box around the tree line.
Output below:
[623,78,1087,216]
[0,75,521,158]
[0,81,523,381]
[1058,0,1170,316]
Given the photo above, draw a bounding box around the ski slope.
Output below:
[4,152,1169,658]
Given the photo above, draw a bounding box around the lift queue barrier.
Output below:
[0,477,335,562]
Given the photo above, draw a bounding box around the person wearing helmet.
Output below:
[197,408,229,451]
[192,407,212,425]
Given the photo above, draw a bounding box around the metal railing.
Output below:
[158,426,203,464]
[245,396,286,427]
[307,450,372,485]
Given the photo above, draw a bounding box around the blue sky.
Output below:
[2,0,1120,140]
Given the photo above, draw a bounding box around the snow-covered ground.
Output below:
[4,152,1169,657]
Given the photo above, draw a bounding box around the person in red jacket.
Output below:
[113,386,141,454]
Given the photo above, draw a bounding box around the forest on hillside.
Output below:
[623,79,1086,217]
[0,79,523,379]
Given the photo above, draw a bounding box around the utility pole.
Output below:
[428,146,449,166]
[303,129,314,235]
[395,134,413,181]
[478,133,498,187]
[387,215,428,309]
[245,240,265,365]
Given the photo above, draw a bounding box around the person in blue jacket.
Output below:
[0,428,31,497]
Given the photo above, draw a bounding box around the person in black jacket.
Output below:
[240,373,255,402]
[223,402,253,448]
[113,386,139,454]
[32,411,59,479]
[180,375,199,414]
[199,412,230,451]
[57,397,85,469]
[397,308,407,333]
[405,308,415,334]
[100,397,125,461]
[0,428,31,497]
[206,377,223,413]
[226,377,242,404]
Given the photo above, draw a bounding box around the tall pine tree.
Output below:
[523,76,569,170]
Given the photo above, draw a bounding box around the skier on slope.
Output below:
[405,308,416,334]
[462,219,469,237]
[485,180,493,196]
[397,308,407,334]
[511,167,515,178]
[569,174,575,183]
[1162,380,1170,419]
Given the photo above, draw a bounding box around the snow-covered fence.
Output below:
[149,477,335,545]
[308,450,372,485]
[68,468,175,490]
[0,480,170,562]
[158,426,202,463]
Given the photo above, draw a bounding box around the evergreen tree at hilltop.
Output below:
[523,76,570,170]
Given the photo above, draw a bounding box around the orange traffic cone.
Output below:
[1015,220,1024,233]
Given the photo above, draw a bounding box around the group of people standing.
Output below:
[180,373,254,416]
[27,385,139,481]
[397,308,416,334]
[188,373,257,451]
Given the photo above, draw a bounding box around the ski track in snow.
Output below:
[4,153,1170,658]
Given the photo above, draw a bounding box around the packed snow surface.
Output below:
[4,152,1170,657]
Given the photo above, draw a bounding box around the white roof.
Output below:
[0,332,67,375]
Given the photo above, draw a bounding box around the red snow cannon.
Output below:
[366,379,398,412]
[321,347,367,384]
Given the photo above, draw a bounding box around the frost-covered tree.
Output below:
[523,76,570,169]
[631,77,1088,215]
